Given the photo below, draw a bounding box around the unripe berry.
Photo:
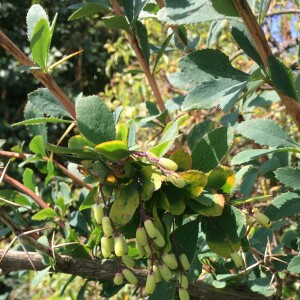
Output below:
[93,204,104,224]
[179,253,190,271]
[144,219,157,239]
[122,268,138,285]
[101,236,113,258]
[121,254,135,268]
[252,208,271,228]
[147,259,152,269]
[136,242,146,257]
[145,272,156,295]
[144,244,151,256]
[230,251,243,268]
[114,272,123,285]
[167,174,186,188]
[162,253,178,270]
[158,263,173,282]
[114,236,128,257]
[153,229,165,248]
[136,227,148,247]
[102,216,113,237]
[179,274,189,289]
[179,288,190,300]
[153,265,162,283]
[158,157,178,171]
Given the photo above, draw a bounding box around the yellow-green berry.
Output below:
[145,272,156,295]
[102,216,113,237]
[93,204,104,224]
[179,253,190,271]
[144,219,157,239]
[122,268,138,285]
[158,157,178,171]
[121,254,135,268]
[114,272,123,285]
[162,253,178,270]
[136,227,148,247]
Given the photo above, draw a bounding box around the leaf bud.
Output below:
[136,227,148,247]
[102,216,113,237]
[178,287,190,300]
[158,263,173,282]
[114,236,128,257]
[122,268,138,285]
[114,272,123,285]
[93,204,104,224]
[179,253,190,271]
[230,251,243,268]
[145,272,156,295]
[252,208,272,228]
[144,219,157,239]
[158,157,178,171]
[121,254,135,268]
[162,253,178,270]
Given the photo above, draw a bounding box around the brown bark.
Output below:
[0,250,266,300]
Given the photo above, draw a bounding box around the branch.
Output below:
[231,0,300,131]
[0,250,267,300]
[266,9,300,17]
[0,30,76,120]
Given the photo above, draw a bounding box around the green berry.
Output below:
[158,263,173,282]
[179,274,189,289]
[252,208,271,228]
[144,244,151,256]
[136,242,146,257]
[145,272,156,295]
[121,254,135,268]
[178,288,190,300]
[102,216,113,237]
[101,236,113,258]
[114,272,123,285]
[122,268,138,285]
[179,253,190,271]
[153,265,162,283]
[162,253,178,270]
[114,236,128,257]
[144,219,157,239]
[167,174,186,188]
[230,251,243,268]
[158,157,178,171]
[153,229,165,248]
[136,227,148,247]
[93,204,104,224]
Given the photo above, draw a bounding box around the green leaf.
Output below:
[32,266,51,287]
[181,78,247,112]
[45,160,55,185]
[157,0,238,25]
[275,167,300,191]
[287,255,300,274]
[23,168,35,192]
[153,33,173,73]
[172,219,200,262]
[248,278,275,297]
[170,150,192,171]
[207,20,227,48]
[79,186,98,211]
[231,21,263,66]
[140,166,162,201]
[181,170,207,198]
[164,186,186,215]
[28,88,72,118]
[192,126,234,172]
[94,140,130,161]
[135,20,150,66]
[179,49,248,83]
[32,207,59,220]
[237,119,299,148]
[202,204,246,257]
[102,16,130,32]
[29,135,46,156]
[76,96,116,144]
[188,119,215,150]
[26,4,49,41]
[30,18,51,71]
[268,56,299,101]
[68,135,95,150]
[206,166,235,194]
[68,2,109,21]
[148,281,176,300]
[265,192,300,221]
[110,182,139,225]
[12,117,72,126]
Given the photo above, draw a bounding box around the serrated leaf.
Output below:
[170,150,192,171]
[95,140,130,161]
[23,168,35,192]
[268,56,299,101]
[32,266,51,287]
[231,21,263,66]
[76,96,116,144]
[157,0,238,25]
[181,170,207,198]
[287,255,300,274]
[110,182,139,225]
[30,18,51,71]
[27,4,49,41]
[275,167,300,191]
[32,207,59,220]
[12,117,72,126]
[181,78,247,112]
[265,192,300,221]
[102,16,130,32]
[179,49,248,84]
[68,2,109,21]
[29,135,46,156]
[192,126,234,172]
[206,166,235,194]
[237,119,299,148]
[202,204,246,257]
[79,186,98,211]
[28,88,72,118]
[68,135,95,150]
